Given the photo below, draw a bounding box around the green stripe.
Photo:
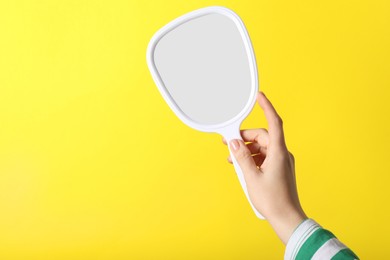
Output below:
[296,228,336,260]
[331,248,359,260]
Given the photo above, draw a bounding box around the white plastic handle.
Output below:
[223,129,265,219]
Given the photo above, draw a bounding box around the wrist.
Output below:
[267,208,307,245]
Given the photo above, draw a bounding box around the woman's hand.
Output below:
[223,92,307,244]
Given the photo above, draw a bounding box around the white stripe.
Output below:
[312,238,347,260]
[284,219,321,260]
[292,225,320,259]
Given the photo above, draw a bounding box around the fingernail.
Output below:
[230,140,240,151]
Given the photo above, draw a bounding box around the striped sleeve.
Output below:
[284,219,359,260]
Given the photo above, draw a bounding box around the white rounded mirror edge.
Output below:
[147,6,259,133]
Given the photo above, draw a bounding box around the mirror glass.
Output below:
[154,13,253,125]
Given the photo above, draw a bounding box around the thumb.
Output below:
[229,139,258,178]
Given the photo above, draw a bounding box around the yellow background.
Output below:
[0,0,389,259]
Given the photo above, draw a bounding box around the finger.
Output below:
[229,139,258,179]
[257,92,286,148]
[227,153,264,164]
[246,142,267,156]
[240,128,269,147]
[227,142,267,163]
[223,128,269,147]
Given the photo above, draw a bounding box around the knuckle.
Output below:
[281,151,290,161]
[236,150,252,161]
[276,116,283,126]
[274,149,289,161]
[257,128,268,135]
[288,151,295,162]
[271,115,283,128]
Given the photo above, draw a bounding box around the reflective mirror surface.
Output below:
[153,13,253,125]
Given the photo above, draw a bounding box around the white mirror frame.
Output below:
[147,6,259,134]
[147,6,264,219]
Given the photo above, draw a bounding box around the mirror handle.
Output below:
[223,129,265,220]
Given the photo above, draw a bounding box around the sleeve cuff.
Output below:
[284,218,321,260]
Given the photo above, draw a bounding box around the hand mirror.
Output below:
[147,6,263,219]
